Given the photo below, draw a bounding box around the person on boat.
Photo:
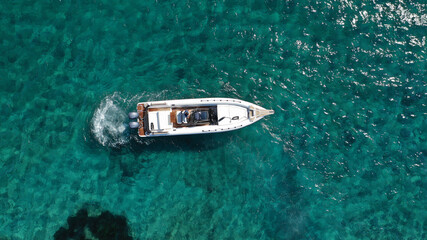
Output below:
[183,110,189,119]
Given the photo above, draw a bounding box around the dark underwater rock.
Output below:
[344,130,356,146]
[54,208,132,240]
[399,128,411,138]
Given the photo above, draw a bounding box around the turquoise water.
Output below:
[1,0,426,239]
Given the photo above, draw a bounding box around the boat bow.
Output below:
[249,105,275,122]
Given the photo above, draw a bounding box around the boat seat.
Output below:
[176,111,188,124]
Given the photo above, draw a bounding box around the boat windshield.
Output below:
[195,111,209,121]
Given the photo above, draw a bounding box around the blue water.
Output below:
[1,0,426,239]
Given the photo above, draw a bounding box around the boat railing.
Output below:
[150,102,167,106]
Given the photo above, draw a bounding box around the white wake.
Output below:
[91,94,129,147]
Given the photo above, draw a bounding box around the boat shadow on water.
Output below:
[87,117,232,154]
[128,130,233,153]
[85,119,236,184]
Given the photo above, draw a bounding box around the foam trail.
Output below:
[91,94,129,147]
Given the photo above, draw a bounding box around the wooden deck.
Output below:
[137,104,146,136]
[136,105,217,135]
[138,127,145,136]
[148,107,171,112]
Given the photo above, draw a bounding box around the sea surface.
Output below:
[0,0,426,239]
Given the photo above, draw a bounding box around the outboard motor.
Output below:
[128,112,139,119]
[129,121,139,129]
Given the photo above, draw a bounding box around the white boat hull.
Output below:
[131,98,274,137]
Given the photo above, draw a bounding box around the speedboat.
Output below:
[128,98,274,137]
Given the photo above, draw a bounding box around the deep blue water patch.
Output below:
[0,0,425,239]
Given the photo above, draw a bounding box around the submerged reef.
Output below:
[54,208,132,240]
